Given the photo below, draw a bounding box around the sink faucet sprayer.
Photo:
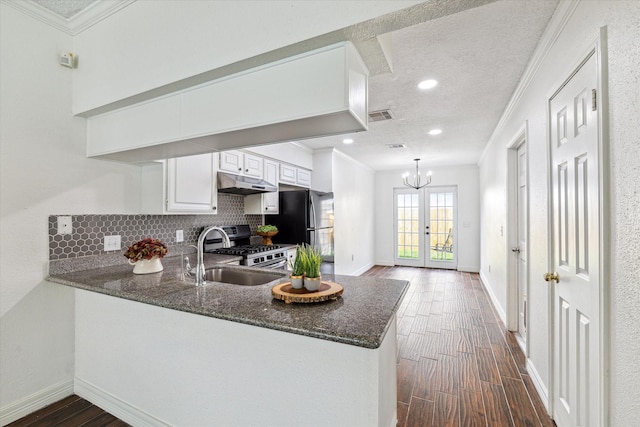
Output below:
[188,226,231,286]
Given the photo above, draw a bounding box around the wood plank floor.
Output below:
[10,266,555,427]
[6,395,129,427]
[362,265,556,427]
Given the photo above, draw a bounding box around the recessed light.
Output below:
[428,129,442,136]
[342,138,354,144]
[418,79,438,90]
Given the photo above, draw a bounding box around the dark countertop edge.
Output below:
[45,274,402,350]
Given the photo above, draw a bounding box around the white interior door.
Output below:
[549,51,601,427]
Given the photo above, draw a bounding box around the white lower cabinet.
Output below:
[141,153,218,214]
[245,159,279,214]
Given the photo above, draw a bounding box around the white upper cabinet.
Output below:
[141,153,218,214]
[279,163,311,188]
[86,43,368,163]
[279,164,297,184]
[219,150,244,174]
[245,159,280,215]
[219,150,264,179]
[296,169,311,187]
[243,153,264,178]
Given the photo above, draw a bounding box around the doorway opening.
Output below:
[506,124,529,354]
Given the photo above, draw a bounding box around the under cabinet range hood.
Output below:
[217,172,277,195]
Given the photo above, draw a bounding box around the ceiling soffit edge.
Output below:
[3,0,136,36]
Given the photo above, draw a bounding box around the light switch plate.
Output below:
[104,235,121,252]
[176,230,184,242]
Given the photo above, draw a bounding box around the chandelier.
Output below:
[402,158,432,189]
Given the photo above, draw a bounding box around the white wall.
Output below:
[477,1,640,424]
[0,4,141,420]
[331,151,376,276]
[72,0,421,114]
[374,165,480,272]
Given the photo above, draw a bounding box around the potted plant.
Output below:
[256,224,278,245]
[287,245,305,289]
[302,244,323,291]
[124,237,167,274]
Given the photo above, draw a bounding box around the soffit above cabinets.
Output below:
[87,42,368,164]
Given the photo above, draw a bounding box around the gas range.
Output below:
[214,245,288,268]
[202,225,288,269]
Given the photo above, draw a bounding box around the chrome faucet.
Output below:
[192,226,231,286]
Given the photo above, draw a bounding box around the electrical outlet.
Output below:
[57,216,72,235]
[104,235,121,252]
[176,230,184,243]
[488,264,492,272]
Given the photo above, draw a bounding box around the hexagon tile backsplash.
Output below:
[48,194,262,260]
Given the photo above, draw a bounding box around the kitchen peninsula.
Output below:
[47,256,408,427]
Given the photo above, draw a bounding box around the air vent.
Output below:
[368,109,394,122]
[385,143,406,149]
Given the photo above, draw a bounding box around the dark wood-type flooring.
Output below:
[10,266,555,427]
[6,394,129,427]
[362,266,555,427]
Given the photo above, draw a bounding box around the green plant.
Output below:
[124,238,167,261]
[301,244,323,278]
[288,245,306,276]
[257,224,278,233]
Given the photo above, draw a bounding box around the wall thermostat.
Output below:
[59,53,75,68]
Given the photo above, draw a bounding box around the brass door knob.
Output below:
[544,272,560,283]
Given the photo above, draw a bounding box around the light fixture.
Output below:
[402,158,432,189]
[418,79,438,90]
[428,129,442,135]
[342,138,354,144]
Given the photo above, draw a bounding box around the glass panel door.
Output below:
[394,188,424,266]
[425,187,457,269]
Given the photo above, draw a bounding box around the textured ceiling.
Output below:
[31,0,97,19]
[300,0,558,171]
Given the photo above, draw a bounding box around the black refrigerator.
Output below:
[269,190,334,274]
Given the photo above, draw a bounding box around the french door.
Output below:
[394,186,457,269]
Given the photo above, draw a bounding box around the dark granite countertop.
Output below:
[46,255,409,349]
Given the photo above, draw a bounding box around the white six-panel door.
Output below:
[549,50,601,427]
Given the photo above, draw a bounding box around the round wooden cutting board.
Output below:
[272,281,343,304]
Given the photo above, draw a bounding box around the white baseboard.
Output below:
[457,265,480,273]
[0,379,73,426]
[350,262,375,276]
[74,377,170,427]
[478,272,507,325]
[526,358,550,414]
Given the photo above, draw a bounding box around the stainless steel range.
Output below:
[203,225,288,269]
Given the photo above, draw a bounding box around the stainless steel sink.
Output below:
[203,267,285,286]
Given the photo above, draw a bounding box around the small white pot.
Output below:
[129,256,163,274]
[290,275,304,289]
[303,276,322,291]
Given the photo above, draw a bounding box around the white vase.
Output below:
[129,256,163,274]
[303,276,322,291]
[290,275,304,289]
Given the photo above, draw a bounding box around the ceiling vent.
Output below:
[385,143,406,149]
[368,109,394,122]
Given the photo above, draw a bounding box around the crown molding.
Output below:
[477,0,580,165]
[3,0,135,35]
